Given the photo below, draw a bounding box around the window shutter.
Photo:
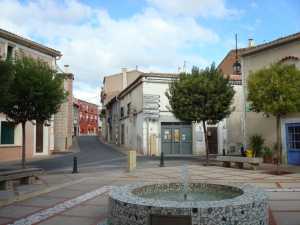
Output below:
[1,122,15,144]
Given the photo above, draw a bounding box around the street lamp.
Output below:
[233,34,241,75]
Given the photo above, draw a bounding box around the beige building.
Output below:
[241,32,300,165]
[101,68,143,141]
[101,68,143,106]
[0,28,73,161]
[103,69,243,157]
[53,69,74,152]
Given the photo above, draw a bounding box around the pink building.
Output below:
[0,28,73,162]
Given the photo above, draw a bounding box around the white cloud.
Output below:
[147,0,240,18]
[0,0,223,105]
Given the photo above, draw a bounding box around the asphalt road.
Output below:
[28,136,127,171]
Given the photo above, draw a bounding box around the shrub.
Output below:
[249,134,265,157]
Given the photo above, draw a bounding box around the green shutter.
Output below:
[1,122,15,144]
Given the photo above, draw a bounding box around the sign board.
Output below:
[143,95,160,119]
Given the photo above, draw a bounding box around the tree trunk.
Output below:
[202,120,209,166]
[276,115,282,172]
[21,121,26,169]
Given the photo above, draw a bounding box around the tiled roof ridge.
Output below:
[241,31,300,56]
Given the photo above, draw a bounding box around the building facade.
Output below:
[77,99,99,135]
[0,28,73,161]
[104,72,241,156]
[53,69,74,152]
[217,46,251,154]
[241,32,300,165]
[73,98,80,136]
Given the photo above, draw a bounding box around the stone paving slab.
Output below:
[15,196,66,208]
[0,205,42,219]
[37,215,99,225]
[267,192,300,200]
[272,212,300,225]
[62,204,107,217]
[269,200,300,211]
[1,164,300,225]
[0,217,12,225]
[83,195,108,206]
[42,188,86,199]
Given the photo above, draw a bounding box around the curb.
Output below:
[0,177,91,207]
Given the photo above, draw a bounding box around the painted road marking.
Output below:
[8,186,112,225]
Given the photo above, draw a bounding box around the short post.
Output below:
[128,150,136,172]
[159,152,165,167]
[72,156,78,173]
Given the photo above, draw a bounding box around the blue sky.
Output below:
[0,0,299,104]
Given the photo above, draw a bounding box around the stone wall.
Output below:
[53,74,73,151]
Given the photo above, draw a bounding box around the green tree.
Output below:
[247,63,300,166]
[0,59,14,104]
[0,56,67,168]
[166,64,235,164]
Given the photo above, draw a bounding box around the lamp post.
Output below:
[233,34,241,75]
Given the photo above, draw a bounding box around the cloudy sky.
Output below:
[0,0,299,105]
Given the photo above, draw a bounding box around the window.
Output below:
[127,103,131,116]
[7,45,14,60]
[287,125,300,150]
[1,121,15,144]
[120,107,124,118]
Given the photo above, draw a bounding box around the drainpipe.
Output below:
[241,58,247,149]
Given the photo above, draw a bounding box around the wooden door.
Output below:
[207,127,218,154]
[36,122,43,153]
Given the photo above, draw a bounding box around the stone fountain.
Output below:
[105,166,268,225]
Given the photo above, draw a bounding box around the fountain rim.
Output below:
[109,182,268,209]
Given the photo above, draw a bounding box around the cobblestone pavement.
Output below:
[1,163,300,225]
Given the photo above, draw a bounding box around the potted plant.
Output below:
[249,134,264,157]
[262,146,273,163]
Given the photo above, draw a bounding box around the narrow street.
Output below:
[28,136,127,172]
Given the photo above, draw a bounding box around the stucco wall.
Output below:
[0,35,57,161]
[225,85,243,152]
[241,39,300,161]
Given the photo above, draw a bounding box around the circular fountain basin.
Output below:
[107,183,268,225]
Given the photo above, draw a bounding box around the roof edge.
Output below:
[0,28,61,57]
[241,32,300,57]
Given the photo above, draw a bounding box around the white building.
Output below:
[105,72,241,156]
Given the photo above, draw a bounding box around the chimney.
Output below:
[122,68,127,89]
[248,38,254,47]
[64,64,70,73]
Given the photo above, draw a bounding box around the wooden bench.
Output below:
[216,156,263,170]
[0,168,44,190]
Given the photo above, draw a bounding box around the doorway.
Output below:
[207,127,218,154]
[36,122,43,153]
[161,122,192,155]
[286,123,300,165]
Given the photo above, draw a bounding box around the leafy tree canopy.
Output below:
[0,56,67,124]
[166,63,235,124]
[248,63,300,117]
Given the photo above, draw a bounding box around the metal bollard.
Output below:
[72,156,78,173]
[159,152,165,167]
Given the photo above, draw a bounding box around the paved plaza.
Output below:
[0,161,300,225]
